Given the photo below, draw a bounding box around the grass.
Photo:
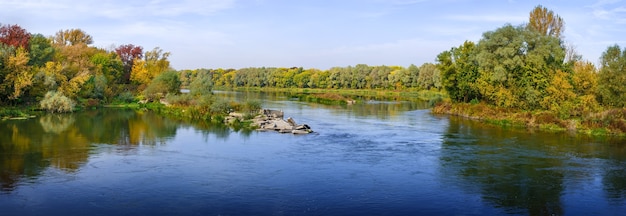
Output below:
[433,102,626,137]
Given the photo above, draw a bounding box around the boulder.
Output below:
[252,109,313,134]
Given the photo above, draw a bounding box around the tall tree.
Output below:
[528,5,564,38]
[52,29,93,46]
[115,44,143,83]
[474,24,565,109]
[597,45,626,107]
[0,24,31,49]
[437,41,479,102]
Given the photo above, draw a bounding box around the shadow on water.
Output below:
[439,116,626,215]
[0,109,232,192]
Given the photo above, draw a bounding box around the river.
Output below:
[0,91,624,215]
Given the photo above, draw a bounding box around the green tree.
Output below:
[144,70,181,101]
[597,45,626,107]
[28,34,55,67]
[189,69,213,96]
[474,24,565,109]
[437,41,479,102]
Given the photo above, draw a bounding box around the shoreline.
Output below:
[432,102,626,137]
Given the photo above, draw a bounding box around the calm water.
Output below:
[1,92,625,215]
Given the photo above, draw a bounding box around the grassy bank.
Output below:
[433,102,626,137]
[230,87,446,104]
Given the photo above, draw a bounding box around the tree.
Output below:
[0,24,31,49]
[144,70,181,101]
[1,47,32,100]
[52,29,93,46]
[131,47,171,88]
[115,44,143,83]
[597,45,626,107]
[437,41,479,102]
[528,5,564,38]
[28,34,55,67]
[189,69,213,96]
[474,24,565,109]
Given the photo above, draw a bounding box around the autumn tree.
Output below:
[0,47,32,101]
[52,29,93,46]
[130,47,172,89]
[528,5,564,38]
[115,44,143,83]
[0,24,31,49]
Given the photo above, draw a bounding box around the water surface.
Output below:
[1,92,624,215]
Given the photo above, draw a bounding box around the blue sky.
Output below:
[1,0,625,70]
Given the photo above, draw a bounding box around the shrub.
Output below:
[40,91,75,113]
[210,99,231,114]
[166,93,194,106]
[115,91,136,103]
[243,100,262,113]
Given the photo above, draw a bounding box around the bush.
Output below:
[243,100,262,113]
[166,93,194,106]
[40,91,75,113]
[210,99,231,114]
[115,91,136,103]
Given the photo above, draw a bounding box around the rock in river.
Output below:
[251,109,313,134]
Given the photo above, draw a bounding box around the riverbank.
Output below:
[230,87,446,104]
[433,102,626,137]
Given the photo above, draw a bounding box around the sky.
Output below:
[1,0,625,70]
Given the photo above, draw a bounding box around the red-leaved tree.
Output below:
[0,24,31,49]
[115,44,143,84]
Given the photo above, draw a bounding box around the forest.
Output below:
[0,5,624,134]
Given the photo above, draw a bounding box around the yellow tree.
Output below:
[3,47,33,100]
[52,29,93,46]
[130,58,150,85]
[528,5,564,38]
[130,47,171,88]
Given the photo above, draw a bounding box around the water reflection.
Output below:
[0,109,184,191]
[439,116,626,214]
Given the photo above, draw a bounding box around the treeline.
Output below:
[436,5,625,119]
[178,63,442,91]
[0,24,173,112]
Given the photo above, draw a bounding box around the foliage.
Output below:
[189,69,213,96]
[115,44,143,83]
[0,24,31,49]
[143,70,181,101]
[28,34,55,67]
[0,47,32,101]
[52,29,93,46]
[528,5,564,38]
[597,45,626,107]
[40,91,75,113]
[437,41,479,103]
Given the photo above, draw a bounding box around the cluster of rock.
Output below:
[251,109,313,134]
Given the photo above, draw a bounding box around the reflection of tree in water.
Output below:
[39,114,75,134]
[602,142,626,204]
[439,117,565,215]
[0,109,182,192]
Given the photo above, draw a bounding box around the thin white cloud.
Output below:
[445,14,527,23]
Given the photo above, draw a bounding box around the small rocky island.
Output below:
[226,109,313,134]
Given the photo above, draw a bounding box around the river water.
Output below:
[1,91,624,215]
